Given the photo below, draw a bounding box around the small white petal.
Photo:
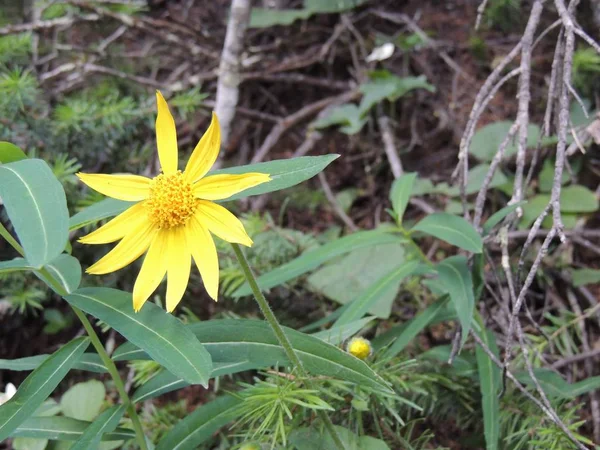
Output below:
[5,383,16,399]
[366,43,395,62]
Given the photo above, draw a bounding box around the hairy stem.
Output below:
[231,243,345,450]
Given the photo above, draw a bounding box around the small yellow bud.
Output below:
[346,337,372,360]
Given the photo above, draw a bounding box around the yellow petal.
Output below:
[86,222,156,275]
[193,173,271,201]
[79,202,147,245]
[185,217,219,300]
[183,112,220,183]
[77,173,151,201]
[165,227,191,312]
[132,229,169,312]
[155,90,178,175]
[194,200,252,247]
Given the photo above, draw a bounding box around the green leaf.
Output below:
[0,337,90,441]
[233,229,402,297]
[359,74,434,114]
[0,141,27,163]
[420,345,477,377]
[0,353,106,373]
[249,8,313,28]
[0,159,69,268]
[113,319,391,392]
[312,317,375,345]
[516,369,600,399]
[382,297,449,357]
[307,243,406,319]
[69,155,339,231]
[69,198,134,231]
[412,213,483,253]
[313,104,367,134]
[10,416,135,441]
[570,268,600,287]
[36,253,82,294]
[390,173,417,224]
[482,201,527,235]
[132,361,252,403]
[60,380,105,422]
[436,256,475,347]
[290,425,384,450]
[304,0,367,13]
[470,121,541,162]
[64,287,212,386]
[335,261,419,327]
[70,405,126,450]
[215,155,340,201]
[0,257,30,274]
[156,395,241,450]
[475,317,501,450]
[539,159,569,193]
[559,185,599,213]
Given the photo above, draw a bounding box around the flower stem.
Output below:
[231,243,345,450]
[0,222,148,450]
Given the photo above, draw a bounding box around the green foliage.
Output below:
[250,0,367,28]
[232,374,334,447]
[572,46,600,96]
[484,0,522,32]
[314,71,434,135]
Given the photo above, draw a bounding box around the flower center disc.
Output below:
[146,171,197,229]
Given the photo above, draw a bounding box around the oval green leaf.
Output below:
[70,405,126,450]
[436,256,475,348]
[64,287,212,386]
[0,337,90,441]
[35,253,82,294]
[113,319,391,392]
[0,141,27,164]
[0,159,69,268]
[233,229,402,297]
[0,258,30,275]
[412,213,483,253]
[389,173,417,224]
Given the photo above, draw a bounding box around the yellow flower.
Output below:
[77,91,270,312]
[346,337,372,360]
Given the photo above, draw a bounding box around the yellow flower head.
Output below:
[346,337,372,360]
[77,91,270,313]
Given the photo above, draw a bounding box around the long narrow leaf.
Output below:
[335,261,419,327]
[234,230,402,296]
[0,337,89,441]
[10,416,134,441]
[113,319,391,392]
[69,155,339,231]
[436,256,475,347]
[382,297,449,357]
[65,287,212,385]
[156,396,241,450]
[475,315,501,450]
[70,405,126,450]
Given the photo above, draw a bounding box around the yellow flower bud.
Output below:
[240,443,261,450]
[346,337,372,360]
